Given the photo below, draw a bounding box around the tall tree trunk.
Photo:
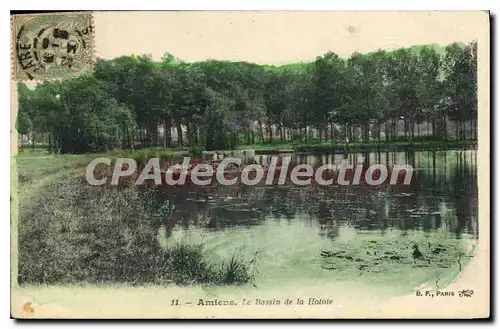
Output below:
[392,119,397,141]
[168,121,173,147]
[194,124,199,144]
[267,120,272,141]
[444,116,448,140]
[150,121,158,146]
[346,123,352,141]
[462,120,466,140]
[176,122,183,146]
[186,121,191,146]
[163,118,170,148]
[246,126,251,144]
[362,121,370,144]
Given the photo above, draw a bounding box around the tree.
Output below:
[415,46,443,139]
[311,52,346,141]
[443,42,477,140]
[18,42,478,154]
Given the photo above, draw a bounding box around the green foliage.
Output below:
[211,253,255,285]
[189,145,203,157]
[17,42,477,154]
[442,43,477,125]
[16,110,32,135]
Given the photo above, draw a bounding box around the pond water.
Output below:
[152,150,478,296]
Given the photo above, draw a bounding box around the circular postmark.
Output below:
[13,13,93,80]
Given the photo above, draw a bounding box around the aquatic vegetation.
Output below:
[319,233,475,290]
[15,149,477,293]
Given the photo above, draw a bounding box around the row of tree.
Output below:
[17,42,477,153]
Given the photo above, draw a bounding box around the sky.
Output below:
[94,11,486,64]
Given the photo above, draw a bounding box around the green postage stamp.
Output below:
[12,12,93,80]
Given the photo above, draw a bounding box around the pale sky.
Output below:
[94,11,486,64]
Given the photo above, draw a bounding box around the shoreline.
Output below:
[247,140,477,155]
[17,140,477,158]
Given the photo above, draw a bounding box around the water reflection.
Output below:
[147,150,478,241]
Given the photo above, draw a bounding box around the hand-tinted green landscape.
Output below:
[14,42,478,296]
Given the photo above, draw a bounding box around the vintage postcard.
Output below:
[10,11,490,319]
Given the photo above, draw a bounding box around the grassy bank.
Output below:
[15,154,256,287]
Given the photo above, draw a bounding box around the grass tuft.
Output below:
[17,171,256,287]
